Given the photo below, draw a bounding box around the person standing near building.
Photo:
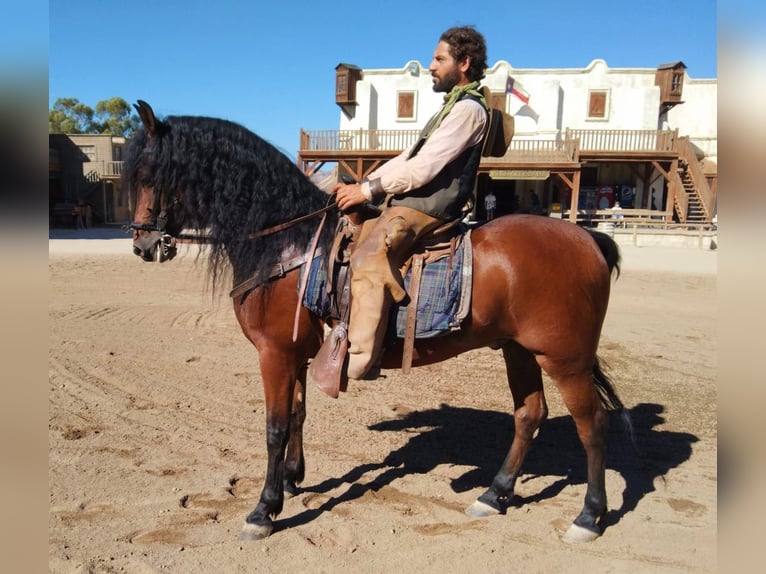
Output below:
[528,189,541,214]
[331,25,490,382]
[484,190,497,220]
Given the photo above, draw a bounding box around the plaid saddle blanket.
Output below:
[301,232,472,339]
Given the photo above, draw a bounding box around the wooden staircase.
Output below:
[678,167,707,223]
[79,170,108,223]
[673,137,713,224]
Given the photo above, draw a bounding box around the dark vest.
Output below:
[389,93,487,220]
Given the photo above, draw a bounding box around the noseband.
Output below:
[126,184,187,262]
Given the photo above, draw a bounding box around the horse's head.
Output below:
[126,100,185,262]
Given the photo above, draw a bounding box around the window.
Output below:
[671,72,683,96]
[587,90,609,120]
[336,75,347,96]
[397,91,416,121]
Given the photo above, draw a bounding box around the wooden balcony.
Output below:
[566,128,678,161]
[300,128,676,160]
[82,160,124,180]
[300,129,421,153]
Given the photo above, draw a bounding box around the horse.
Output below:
[125,100,625,543]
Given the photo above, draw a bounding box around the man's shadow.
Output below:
[277,402,696,533]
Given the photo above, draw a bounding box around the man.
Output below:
[333,26,490,380]
[484,190,497,220]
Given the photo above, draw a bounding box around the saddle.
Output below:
[306,213,473,397]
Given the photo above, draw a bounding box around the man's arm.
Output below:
[335,99,486,209]
[367,99,486,196]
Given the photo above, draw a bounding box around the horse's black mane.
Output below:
[125,114,338,288]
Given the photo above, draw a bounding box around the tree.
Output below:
[49,97,140,137]
[49,98,95,134]
[93,97,140,137]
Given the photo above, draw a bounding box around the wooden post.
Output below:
[666,157,679,220]
[569,169,581,223]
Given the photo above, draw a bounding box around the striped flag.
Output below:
[506,76,530,104]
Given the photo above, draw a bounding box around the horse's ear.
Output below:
[134,100,158,135]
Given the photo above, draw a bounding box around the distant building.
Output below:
[299,59,716,225]
[49,133,128,226]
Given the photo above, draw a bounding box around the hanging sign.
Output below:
[489,169,550,180]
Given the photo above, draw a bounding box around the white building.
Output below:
[299,59,716,225]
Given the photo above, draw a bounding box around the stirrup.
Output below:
[307,323,349,398]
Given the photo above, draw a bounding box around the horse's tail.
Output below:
[588,229,621,279]
[593,357,623,411]
[593,356,635,445]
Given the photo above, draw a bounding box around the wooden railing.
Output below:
[82,160,123,178]
[301,128,677,158]
[566,128,676,152]
[300,129,421,152]
[301,129,580,162]
[672,170,689,222]
[675,136,712,220]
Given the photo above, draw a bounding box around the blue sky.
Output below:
[47,0,718,160]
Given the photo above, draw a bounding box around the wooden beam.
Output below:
[568,170,582,223]
[301,159,325,176]
[339,159,359,180]
[362,160,383,178]
[651,160,672,182]
[556,172,574,190]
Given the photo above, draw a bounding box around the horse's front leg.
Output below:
[467,342,547,517]
[283,365,307,498]
[240,356,296,540]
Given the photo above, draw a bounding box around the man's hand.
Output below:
[333,183,367,211]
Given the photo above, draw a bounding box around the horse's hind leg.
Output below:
[467,341,548,517]
[283,367,307,498]
[546,368,610,543]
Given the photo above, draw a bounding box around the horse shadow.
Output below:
[277,402,697,533]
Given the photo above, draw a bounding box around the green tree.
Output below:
[49,97,140,137]
[48,98,95,134]
[93,97,140,137]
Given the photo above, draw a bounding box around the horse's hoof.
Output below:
[562,523,601,544]
[465,500,501,518]
[283,482,300,499]
[239,522,273,540]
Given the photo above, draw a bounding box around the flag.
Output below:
[505,76,530,104]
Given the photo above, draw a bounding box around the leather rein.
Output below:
[128,185,336,341]
[127,185,336,241]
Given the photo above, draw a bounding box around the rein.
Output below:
[248,202,336,239]
[130,187,336,243]
[132,184,337,339]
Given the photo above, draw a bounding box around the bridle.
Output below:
[127,183,337,243]
[126,184,191,260]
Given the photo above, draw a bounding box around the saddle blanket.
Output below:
[301,233,472,339]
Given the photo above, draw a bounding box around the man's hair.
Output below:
[440,26,487,82]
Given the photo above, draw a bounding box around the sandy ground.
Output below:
[49,227,717,573]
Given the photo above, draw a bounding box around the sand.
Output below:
[48,228,717,572]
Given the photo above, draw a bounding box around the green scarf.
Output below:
[422,80,489,140]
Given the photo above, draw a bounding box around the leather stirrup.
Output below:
[307,323,349,398]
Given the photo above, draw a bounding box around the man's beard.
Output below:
[432,68,462,93]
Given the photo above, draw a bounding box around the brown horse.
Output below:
[125,100,625,543]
